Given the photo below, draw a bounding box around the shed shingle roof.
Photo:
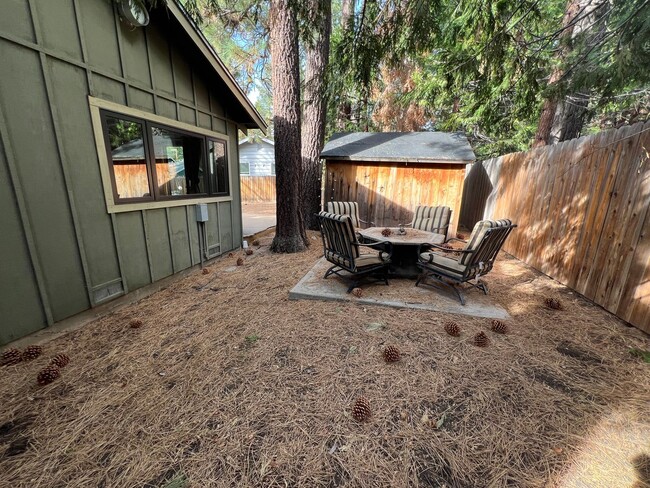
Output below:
[320,132,475,163]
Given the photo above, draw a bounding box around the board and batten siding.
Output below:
[0,0,244,345]
[460,122,650,333]
[324,160,466,238]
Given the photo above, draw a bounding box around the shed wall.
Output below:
[0,0,244,345]
[324,160,466,237]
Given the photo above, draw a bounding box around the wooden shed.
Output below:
[321,132,475,238]
[0,0,265,344]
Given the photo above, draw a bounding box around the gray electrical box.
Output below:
[195,203,209,222]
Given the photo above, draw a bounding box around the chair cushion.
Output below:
[412,206,451,233]
[325,250,353,269]
[327,202,361,228]
[356,252,390,269]
[419,252,466,278]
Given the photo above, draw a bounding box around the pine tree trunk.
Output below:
[532,0,581,148]
[336,0,354,130]
[551,0,605,142]
[269,0,307,253]
[302,0,332,231]
[558,92,589,141]
[550,92,589,143]
[533,91,559,148]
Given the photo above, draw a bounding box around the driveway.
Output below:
[242,202,276,237]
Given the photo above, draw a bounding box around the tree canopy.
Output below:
[179,0,649,158]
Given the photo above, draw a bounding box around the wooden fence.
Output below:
[240,175,276,202]
[461,121,650,333]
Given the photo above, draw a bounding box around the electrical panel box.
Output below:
[195,203,209,222]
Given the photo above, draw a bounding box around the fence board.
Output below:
[240,175,276,202]
[462,121,650,333]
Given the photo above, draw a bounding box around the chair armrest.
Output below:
[417,242,474,258]
[407,223,448,233]
[358,218,375,227]
[359,240,393,259]
[446,237,467,244]
[428,223,450,234]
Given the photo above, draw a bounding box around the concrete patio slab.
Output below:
[289,257,510,319]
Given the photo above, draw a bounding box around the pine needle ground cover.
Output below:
[1,231,649,487]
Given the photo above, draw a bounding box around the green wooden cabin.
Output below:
[0,0,266,345]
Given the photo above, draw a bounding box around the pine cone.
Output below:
[228,252,234,257]
[381,228,392,237]
[245,249,254,256]
[383,345,400,363]
[352,397,371,422]
[490,320,508,334]
[544,298,562,310]
[444,322,461,337]
[474,331,490,347]
[1,348,23,367]
[37,366,60,386]
[456,233,466,240]
[252,240,260,246]
[236,257,244,266]
[351,287,363,298]
[50,354,70,369]
[202,268,210,275]
[129,319,143,329]
[22,345,43,361]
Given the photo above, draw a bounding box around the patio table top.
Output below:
[358,227,445,246]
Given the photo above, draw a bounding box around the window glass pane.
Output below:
[107,116,150,199]
[152,126,205,197]
[208,140,228,194]
[240,162,250,175]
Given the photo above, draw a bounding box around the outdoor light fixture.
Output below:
[118,0,150,27]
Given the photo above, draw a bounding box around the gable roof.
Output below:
[321,132,475,163]
[166,1,267,133]
[239,137,274,146]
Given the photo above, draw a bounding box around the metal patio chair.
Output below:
[408,205,452,240]
[317,211,392,292]
[415,219,516,305]
[326,201,373,229]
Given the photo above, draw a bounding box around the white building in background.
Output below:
[238,137,275,176]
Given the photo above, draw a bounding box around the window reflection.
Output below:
[107,117,151,199]
[152,126,205,196]
[209,140,228,194]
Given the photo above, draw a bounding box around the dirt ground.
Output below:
[1,230,649,488]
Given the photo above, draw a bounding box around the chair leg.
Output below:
[416,271,466,306]
[323,265,339,279]
[476,280,488,295]
[415,272,425,286]
[451,285,466,305]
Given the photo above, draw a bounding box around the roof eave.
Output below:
[166,1,268,134]
[321,155,475,164]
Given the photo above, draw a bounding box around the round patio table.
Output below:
[358,227,446,278]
